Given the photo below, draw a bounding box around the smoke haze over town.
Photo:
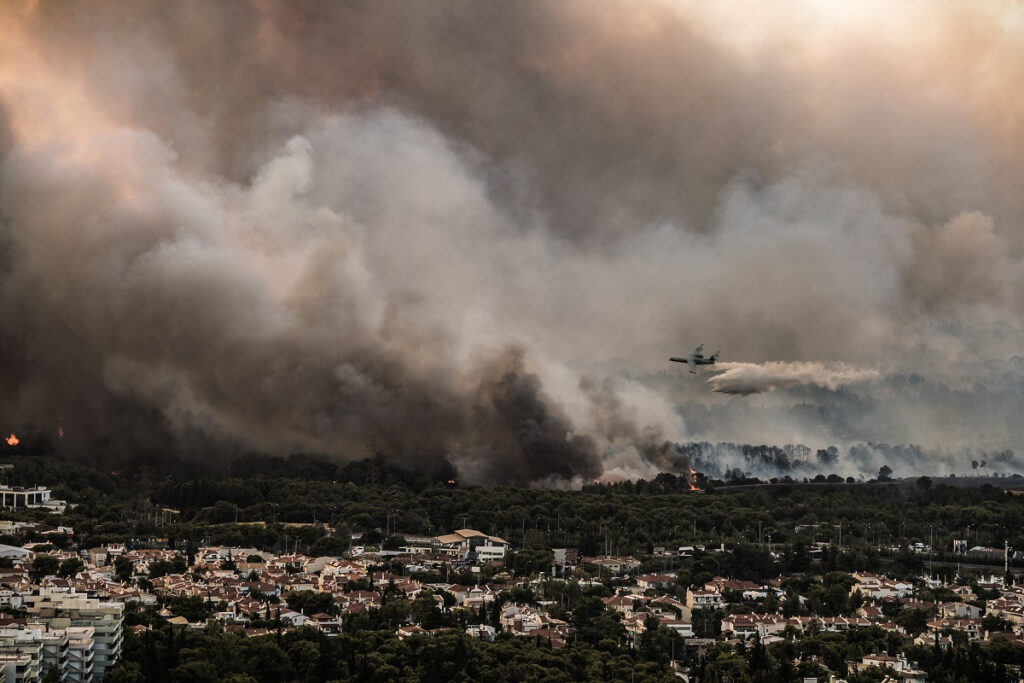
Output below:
[3,0,1024,484]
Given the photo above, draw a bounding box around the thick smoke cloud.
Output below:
[2,1,1024,482]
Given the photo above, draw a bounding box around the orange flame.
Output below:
[689,467,701,491]
[5,434,18,446]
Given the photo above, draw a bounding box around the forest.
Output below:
[5,452,1022,567]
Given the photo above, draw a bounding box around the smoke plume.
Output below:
[707,362,881,396]
[2,1,1024,482]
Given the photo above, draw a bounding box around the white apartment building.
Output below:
[36,626,69,682]
[0,651,39,683]
[0,623,71,682]
[67,626,95,683]
[0,629,42,683]
[23,589,122,680]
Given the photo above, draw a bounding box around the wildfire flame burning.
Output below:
[689,467,701,491]
[5,434,18,446]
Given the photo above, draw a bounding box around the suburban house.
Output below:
[686,588,726,610]
[582,556,642,575]
[721,613,789,639]
[705,577,769,600]
[937,602,982,619]
[465,624,496,640]
[434,529,509,562]
[658,616,694,637]
[637,574,677,590]
[603,594,640,615]
[850,572,913,599]
[852,654,928,682]
[550,548,578,577]
[926,618,982,641]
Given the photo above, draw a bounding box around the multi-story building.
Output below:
[0,627,42,682]
[0,651,39,683]
[0,485,50,508]
[0,623,71,682]
[0,486,63,511]
[23,589,122,680]
[685,587,726,610]
[67,626,95,683]
[36,625,69,682]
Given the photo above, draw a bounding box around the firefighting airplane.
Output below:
[670,345,720,373]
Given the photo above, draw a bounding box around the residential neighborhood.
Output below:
[0,507,1021,681]
[0,454,1020,681]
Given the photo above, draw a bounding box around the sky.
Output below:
[2,0,1024,483]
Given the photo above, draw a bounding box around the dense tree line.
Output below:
[5,454,1024,569]
[694,632,1024,683]
[106,601,680,682]
[104,601,1024,683]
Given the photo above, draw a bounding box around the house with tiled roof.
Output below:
[857,604,884,620]
[705,577,768,598]
[686,588,726,610]
[309,613,341,635]
[397,624,427,639]
[637,574,677,590]
[603,594,638,615]
[721,613,788,639]
[937,601,981,619]
[650,595,689,619]
[926,617,982,641]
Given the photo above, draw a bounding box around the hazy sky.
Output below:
[2,1,1024,482]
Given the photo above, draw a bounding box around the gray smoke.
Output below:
[664,441,1024,482]
[2,1,1024,482]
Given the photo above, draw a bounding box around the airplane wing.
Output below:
[694,344,704,356]
[688,357,696,373]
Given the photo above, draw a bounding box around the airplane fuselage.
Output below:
[670,345,719,373]
[667,356,716,366]
[669,356,715,365]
